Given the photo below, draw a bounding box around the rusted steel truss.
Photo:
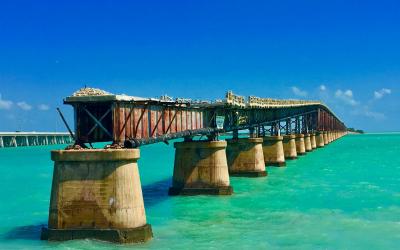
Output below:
[69,101,345,148]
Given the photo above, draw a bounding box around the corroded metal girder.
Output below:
[64,91,346,148]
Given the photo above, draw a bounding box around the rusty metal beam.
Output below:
[83,108,112,138]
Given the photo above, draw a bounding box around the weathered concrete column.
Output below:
[263,136,286,167]
[310,133,317,149]
[169,140,233,195]
[304,133,312,152]
[41,149,152,243]
[316,132,325,148]
[323,131,329,145]
[283,135,297,160]
[226,138,267,177]
[328,131,333,143]
[295,134,306,155]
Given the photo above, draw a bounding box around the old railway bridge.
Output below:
[42,88,347,243]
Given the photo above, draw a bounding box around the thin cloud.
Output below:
[38,104,50,111]
[319,85,326,91]
[17,101,32,111]
[351,105,386,120]
[335,89,358,106]
[291,86,308,97]
[0,94,13,109]
[374,88,391,99]
[364,110,385,120]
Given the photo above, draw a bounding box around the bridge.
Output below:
[0,132,73,148]
[64,88,345,147]
[41,88,347,243]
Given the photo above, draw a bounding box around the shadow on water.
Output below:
[142,177,172,208]
[4,178,172,241]
[3,224,45,240]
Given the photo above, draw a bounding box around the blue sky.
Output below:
[0,0,399,132]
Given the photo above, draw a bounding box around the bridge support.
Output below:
[295,134,306,155]
[323,131,329,145]
[316,132,325,147]
[283,135,297,160]
[41,149,152,243]
[169,140,233,195]
[304,133,312,152]
[263,136,286,167]
[226,138,267,177]
[310,133,317,149]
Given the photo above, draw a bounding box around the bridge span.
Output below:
[0,132,73,148]
[41,88,347,243]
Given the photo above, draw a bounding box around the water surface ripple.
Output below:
[0,134,399,249]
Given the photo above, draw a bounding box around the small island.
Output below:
[347,127,364,134]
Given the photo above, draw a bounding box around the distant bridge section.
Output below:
[0,132,74,148]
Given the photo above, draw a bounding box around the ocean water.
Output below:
[0,134,399,249]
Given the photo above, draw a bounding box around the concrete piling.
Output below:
[169,140,233,195]
[316,132,325,148]
[283,135,297,160]
[41,149,152,243]
[263,136,286,167]
[226,138,267,177]
[323,131,329,145]
[310,133,317,149]
[295,134,306,155]
[304,133,312,152]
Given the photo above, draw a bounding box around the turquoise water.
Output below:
[0,134,399,249]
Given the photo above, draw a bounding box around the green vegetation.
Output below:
[347,128,364,134]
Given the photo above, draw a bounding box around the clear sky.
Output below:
[0,0,399,132]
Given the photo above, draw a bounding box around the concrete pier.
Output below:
[295,134,306,155]
[310,133,317,149]
[304,133,312,152]
[263,136,286,167]
[283,135,297,160]
[41,149,152,243]
[169,140,233,195]
[316,132,325,148]
[323,131,329,145]
[226,138,267,177]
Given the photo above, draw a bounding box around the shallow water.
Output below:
[0,134,399,249]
